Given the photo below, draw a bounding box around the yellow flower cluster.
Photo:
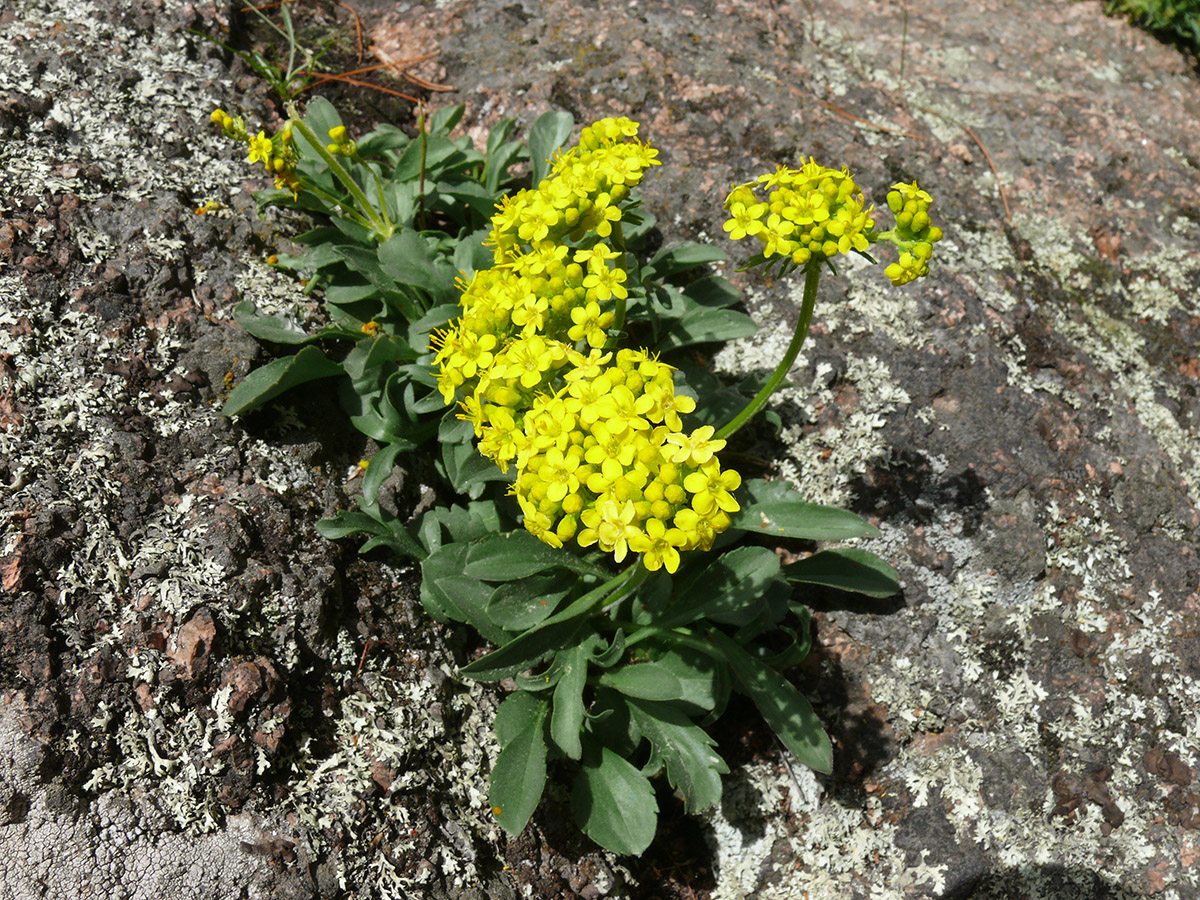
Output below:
[210,108,300,196]
[486,117,660,261]
[723,160,875,267]
[434,118,740,572]
[882,181,943,286]
[510,349,740,573]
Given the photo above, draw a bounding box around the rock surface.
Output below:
[2,0,1200,898]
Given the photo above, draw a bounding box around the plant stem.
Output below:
[622,622,724,659]
[416,102,427,231]
[287,110,394,241]
[714,261,821,440]
[597,558,648,613]
[302,182,375,231]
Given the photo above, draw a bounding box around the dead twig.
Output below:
[913,105,1011,223]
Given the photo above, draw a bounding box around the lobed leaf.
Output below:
[627,697,728,813]
[550,644,589,759]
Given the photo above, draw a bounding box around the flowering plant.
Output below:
[211,103,940,855]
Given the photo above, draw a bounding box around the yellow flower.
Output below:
[247,131,274,168]
[683,463,742,516]
[663,425,726,467]
[629,518,687,573]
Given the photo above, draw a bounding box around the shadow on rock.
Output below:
[943,862,1150,900]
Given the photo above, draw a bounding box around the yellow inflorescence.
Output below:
[210,108,300,197]
[723,160,876,267]
[434,118,740,573]
[486,116,660,262]
[882,181,943,286]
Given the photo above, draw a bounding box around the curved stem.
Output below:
[715,261,821,440]
[599,557,648,612]
[288,112,393,241]
[299,181,374,230]
[623,622,724,659]
[416,103,427,231]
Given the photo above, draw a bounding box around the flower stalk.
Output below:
[285,104,395,241]
[715,261,820,440]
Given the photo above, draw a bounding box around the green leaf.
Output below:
[377,230,458,305]
[627,698,728,813]
[362,442,403,505]
[316,503,425,560]
[315,510,382,541]
[589,630,626,668]
[429,103,465,135]
[486,573,573,631]
[342,334,414,381]
[708,630,832,774]
[462,574,627,681]
[329,214,372,245]
[462,616,588,682]
[514,657,565,693]
[645,643,729,716]
[529,110,573,185]
[221,346,342,416]
[393,134,466,182]
[663,546,782,628]
[233,302,315,344]
[453,228,494,277]
[324,280,379,307]
[599,662,683,701]
[295,97,343,161]
[464,531,608,582]
[494,690,542,748]
[784,548,899,598]
[587,689,638,757]
[655,307,758,352]
[683,275,741,309]
[730,479,880,540]
[647,241,725,279]
[551,644,589,759]
[408,304,459,351]
[420,544,508,643]
[490,695,549,835]
[441,431,507,496]
[385,180,417,228]
[355,124,410,158]
[483,119,525,193]
[671,361,749,430]
[436,179,501,222]
[571,740,658,856]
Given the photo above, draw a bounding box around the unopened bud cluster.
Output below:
[210,108,300,196]
[880,181,943,286]
[435,118,741,572]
